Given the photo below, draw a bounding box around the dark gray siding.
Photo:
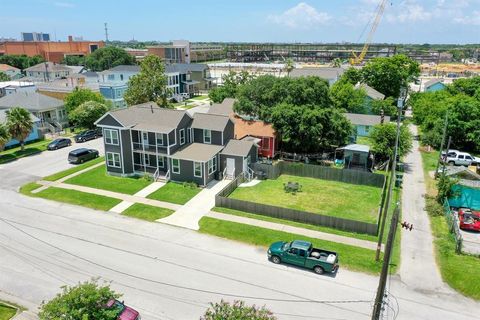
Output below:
[97,114,123,127]
[104,128,123,174]
[205,155,218,184]
[122,130,133,174]
[168,130,178,153]
[223,120,234,145]
[220,154,244,177]
[192,128,223,145]
[170,159,205,186]
[247,145,258,164]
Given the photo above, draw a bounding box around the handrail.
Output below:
[222,167,227,180]
[153,168,160,181]
[165,169,171,182]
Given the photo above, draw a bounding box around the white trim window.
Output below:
[156,133,163,146]
[179,129,186,145]
[194,161,202,177]
[203,129,211,144]
[106,152,121,168]
[208,156,217,175]
[172,158,180,174]
[157,156,164,167]
[104,129,119,145]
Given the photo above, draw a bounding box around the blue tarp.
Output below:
[449,185,480,210]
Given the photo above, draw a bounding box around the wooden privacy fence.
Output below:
[252,161,385,187]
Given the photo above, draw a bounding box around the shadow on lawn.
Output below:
[0,147,44,164]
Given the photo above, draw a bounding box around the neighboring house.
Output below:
[0,81,36,98]
[167,63,215,95]
[0,64,22,80]
[0,91,67,133]
[445,166,480,210]
[37,73,100,100]
[208,98,278,158]
[344,113,390,139]
[290,67,345,85]
[0,109,42,148]
[98,65,140,108]
[355,83,385,114]
[25,62,74,81]
[424,78,447,92]
[95,102,257,186]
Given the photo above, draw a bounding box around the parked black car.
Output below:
[47,138,71,150]
[68,148,99,164]
[74,130,98,143]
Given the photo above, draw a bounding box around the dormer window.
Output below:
[203,129,211,144]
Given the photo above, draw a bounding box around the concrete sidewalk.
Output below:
[160,179,231,230]
[110,182,166,213]
[0,291,38,320]
[207,211,381,251]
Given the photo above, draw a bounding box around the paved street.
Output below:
[0,137,104,191]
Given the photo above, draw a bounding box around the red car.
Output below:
[106,299,141,320]
[458,209,480,232]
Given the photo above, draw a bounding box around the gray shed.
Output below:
[336,144,372,171]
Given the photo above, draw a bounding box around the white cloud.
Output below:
[268,2,331,29]
[386,1,432,23]
[454,10,480,25]
[54,2,75,8]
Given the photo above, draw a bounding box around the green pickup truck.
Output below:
[267,240,339,274]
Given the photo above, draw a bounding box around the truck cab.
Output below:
[268,240,339,274]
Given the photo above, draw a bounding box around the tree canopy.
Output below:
[201,300,276,320]
[0,123,10,152]
[69,101,110,129]
[85,46,135,71]
[208,71,252,103]
[61,55,86,66]
[0,54,45,70]
[64,88,108,113]
[330,81,367,114]
[5,107,33,151]
[370,123,413,160]
[0,72,10,81]
[124,55,169,107]
[39,279,121,320]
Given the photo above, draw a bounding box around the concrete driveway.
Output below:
[0,137,104,190]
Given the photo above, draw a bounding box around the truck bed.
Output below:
[309,248,337,264]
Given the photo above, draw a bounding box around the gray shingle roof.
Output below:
[221,139,256,157]
[208,98,236,116]
[290,67,344,80]
[0,91,64,111]
[25,62,72,72]
[107,102,190,133]
[106,65,140,73]
[424,78,444,88]
[344,113,391,126]
[165,63,208,74]
[191,113,231,132]
[355,83,385,100]
[0,109,40,123]
[172,143,223,162]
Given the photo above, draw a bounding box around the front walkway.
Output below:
[110,182,166,213]
[207,211,381,251]
[160,179,231,230]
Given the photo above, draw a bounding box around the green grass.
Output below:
[190,95,209,101]
[43,157,105,181]
[64,165,152,195]
[19,182,43,195]
[420,149,480,300]
[0,303,17,320]
[147,182,201,205]
[212,207,378,242]
[229,175,382,223]
[122,203,174,221]
[199,217,387,274]
[0,139,51,164]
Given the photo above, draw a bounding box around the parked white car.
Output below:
[442,150,478,166]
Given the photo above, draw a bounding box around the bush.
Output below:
[425,195,444,217]
[183,181,198,189]
[201,300,276,320]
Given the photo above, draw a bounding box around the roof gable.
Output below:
[95,113,124,127]
[344,113,390,126]
[355,83,385,100]
[208,98,236,117]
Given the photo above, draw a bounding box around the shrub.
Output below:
[183,181,198,189]
[201,300,276,320]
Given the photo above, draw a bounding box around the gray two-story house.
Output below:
[95,102,257,186]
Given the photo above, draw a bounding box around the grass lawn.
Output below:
[190,95,209,101]
[64,165,152,195]
[147,182,201,205]
[420,149,480,300]
[21,182,121,211]
[0,303,17,320]
[199,217,387,275]
[229,175,382,223]
[0,139,51,164]
[122,203,174,222]
[43,157,105,181]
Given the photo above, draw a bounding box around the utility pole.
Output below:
[435,112,449,177]
[375,89,405,261]
[104,22,109,44]
[441,136,452,174]
[372,204,401,320]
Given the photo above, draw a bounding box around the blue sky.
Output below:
[1,0,479,44]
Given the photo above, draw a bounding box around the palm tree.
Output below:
[331,58,342,68]
[285,58,294,77]
[6,107,33,151]
[0,123,10,152]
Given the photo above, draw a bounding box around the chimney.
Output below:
[68,35,73,42]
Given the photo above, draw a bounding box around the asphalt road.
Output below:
[0,137,104,191]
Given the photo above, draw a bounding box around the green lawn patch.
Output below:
[212,207,378,242]
[147,182,201,205]
[190,95,209,101]
[122,203,174,222]
[64,165,152,195]
[0,303,17,320]
[199,217,386,274]
[19,182,43,195]
[43,157,105,181]
[229,175,382,223]
[0,139,51,164]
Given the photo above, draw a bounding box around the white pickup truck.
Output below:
[442,150,479,166]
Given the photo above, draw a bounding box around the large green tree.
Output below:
[0,72,10,81]
[370,123,413,160]
[85,46,135,71]
[271,103,352,153]
[61,55,86,66]
[69,101,110,129]
[0,123,10,152]
[124,55,169,107]
[330,81,367,114]
[6,107,33,151]
[360,54,420,98]
[201,300,276,320]
[39,279,121,320]
[64,88,107,113]
[0,54,44,70]
[208,71,252,103]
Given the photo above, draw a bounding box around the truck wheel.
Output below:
[271,256,281,264]
[314,266,324,275]
[448,161,455,166]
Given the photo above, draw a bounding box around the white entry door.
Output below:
[226,158,235,177]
